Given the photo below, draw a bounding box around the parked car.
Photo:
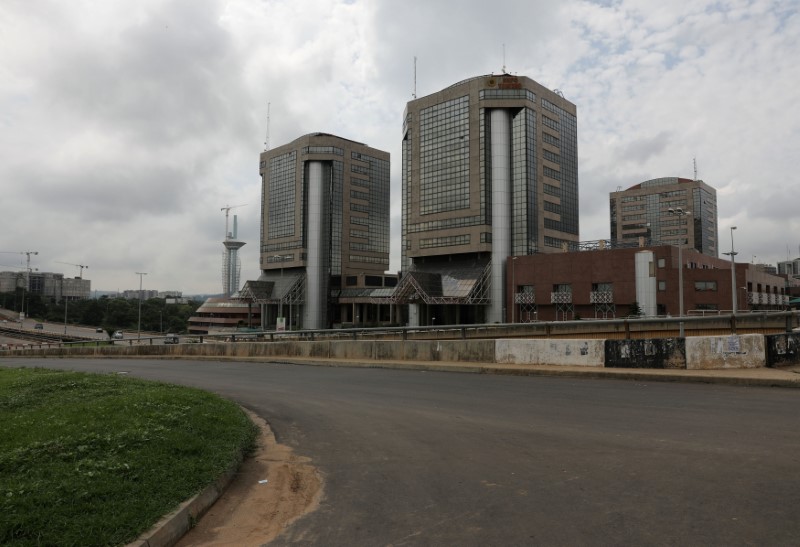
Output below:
[34,323,43,330]
[113,331,124,339]
[96,327,104,333]
[164,334,179,344]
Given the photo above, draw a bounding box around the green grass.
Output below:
[0,367,258,546]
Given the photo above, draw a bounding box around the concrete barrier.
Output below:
[496,339,604,367]
[685,334,765,370]
[5,333,783,370]
[605,338,686,369]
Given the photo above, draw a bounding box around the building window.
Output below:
[419,95,470,214]
[419,234,470,249]
[658,280,666,291]
[694,281,718,291]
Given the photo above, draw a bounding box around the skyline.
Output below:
[1,0,798,293]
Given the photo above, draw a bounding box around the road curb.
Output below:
[125,429,244,546]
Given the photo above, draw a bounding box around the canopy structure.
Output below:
[238,273,305,306]
[387,262,491,305]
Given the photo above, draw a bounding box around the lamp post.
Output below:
[272,255,284,325]
[63,282,68,335]
[723,227,738,314]
[135,272,147,340]
[511,256,518,323]
[667,208,691,337]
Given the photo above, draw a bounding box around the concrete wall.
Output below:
[6,334,785,370]
[605,338,686,369]
[495,339,605,367]
[685,334,765,370]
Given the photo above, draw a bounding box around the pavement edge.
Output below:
[124,413,251,547]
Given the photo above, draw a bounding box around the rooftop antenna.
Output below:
[264,102,271,151]
[693,157,698,181]
[412,56,417,99]
[502,43,507,73]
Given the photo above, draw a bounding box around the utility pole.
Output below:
[136,272,147,340]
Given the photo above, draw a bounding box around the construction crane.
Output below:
[56,261,89,278]
[0,250,38,271]
[221,204,247,240]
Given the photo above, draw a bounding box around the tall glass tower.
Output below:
[257,133,390,330]
[399,75,579,325]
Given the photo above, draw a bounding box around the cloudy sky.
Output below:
[1,0,798,295]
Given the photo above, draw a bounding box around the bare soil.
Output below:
[176,410,323,546]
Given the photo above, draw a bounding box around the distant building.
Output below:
[506,244,787,322]
[610,177,719,257]
[0,271,90,302]
[397,74,579,326]
[187,297,261,335]
[777,258,800,278]
[122,289,159,300]
[245,132,392,330]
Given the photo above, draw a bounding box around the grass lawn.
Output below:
[0,367,257,546]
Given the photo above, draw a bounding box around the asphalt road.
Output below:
[3,358,799,546]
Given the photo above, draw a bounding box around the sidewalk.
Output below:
[251,356,800,388]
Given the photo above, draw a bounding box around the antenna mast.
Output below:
[693,157,698,181]
[264,102,271,151]
[502,43,506,73]
[413,56,417,99]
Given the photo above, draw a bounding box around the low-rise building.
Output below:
[187,297,262,335]
[506,243,788,322]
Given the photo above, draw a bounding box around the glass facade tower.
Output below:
[257,133,390,329]
[400,75,579,325]
[609,177,719,257]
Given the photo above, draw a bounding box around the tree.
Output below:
[627,301,643,317]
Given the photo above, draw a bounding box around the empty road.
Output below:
[3,357,799,546]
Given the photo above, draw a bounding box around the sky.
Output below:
[1,0,798,295]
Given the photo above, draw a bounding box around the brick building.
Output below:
[507,244,788,322]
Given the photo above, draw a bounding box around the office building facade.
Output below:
[250,133,390,330]
[609,177,718,257]
[397,74,579,325]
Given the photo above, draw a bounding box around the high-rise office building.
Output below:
[397,74,579,325]
[609,177,718,257]
[253,133,390,330]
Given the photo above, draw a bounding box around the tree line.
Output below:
[0,290,202,334]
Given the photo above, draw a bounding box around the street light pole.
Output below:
[511,256,518,323]
[63,283,68,335]
[724,227,738,314]
[668,208,692,337]
[135,272,147,340]
[272,255,284,325]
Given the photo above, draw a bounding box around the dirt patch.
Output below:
[176,410,323,546]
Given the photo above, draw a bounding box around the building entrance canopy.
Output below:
[388,262,490,305]
[238,274,305,305]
